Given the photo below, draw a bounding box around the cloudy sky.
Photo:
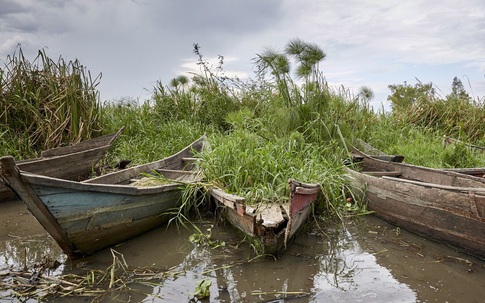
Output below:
[1,0,484,110]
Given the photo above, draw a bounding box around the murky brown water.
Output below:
[1,200,485,303]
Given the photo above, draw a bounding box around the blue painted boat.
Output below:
[0,128,124,201]
[0,136,206,256]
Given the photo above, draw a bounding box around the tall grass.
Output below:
[359,113,485,168]
[7,40,485,222]
[389,80,485,143]
[150,44,241,131]
[0,46,102,156]
[200,129,351,215]
[100,100,214,165]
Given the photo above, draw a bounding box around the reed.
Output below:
[100,101,213,165]
[389,79,485,143]
[0,46,102,155]
[150,44,241,131]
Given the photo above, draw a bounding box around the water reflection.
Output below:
[1,216,484,302]
[312,224,416,302]
[0,235,65,273]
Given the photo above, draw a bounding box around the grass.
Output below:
[0,46,101,154]
[361,113,485,168]
[99,100,214,166]
[200,129,351,215]
[3,40,485,302]
[3,41,485,220]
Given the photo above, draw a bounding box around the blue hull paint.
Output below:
[0,136,205,256]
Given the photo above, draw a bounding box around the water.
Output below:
[1,200,484,303]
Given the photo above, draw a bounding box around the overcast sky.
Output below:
[1,0,484,110]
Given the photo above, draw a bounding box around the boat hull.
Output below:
[0,136,205,256]
[29,181,182,255]
[210,179,319,257]
[347,152,485,260]
[0,128,123,201]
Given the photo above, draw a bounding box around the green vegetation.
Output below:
[388,77,485,142]
[199,129,348,216]
[3,39,485,303]
[364,76,485,168]
[191,278,212,301]
[0,46,102,159]
[2,41,485,222]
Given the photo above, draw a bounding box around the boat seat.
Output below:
[365,170,402,177]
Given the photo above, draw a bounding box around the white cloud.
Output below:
[0,0,484,104]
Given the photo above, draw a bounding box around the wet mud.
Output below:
[1,201,485,303]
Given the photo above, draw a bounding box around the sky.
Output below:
[1,0,484,111]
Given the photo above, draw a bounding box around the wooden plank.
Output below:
[210,188,246,207]
[40,127,123,157]
[259,203,284,228]
[19,145,111,180]
[382,176,485,193]
[356,150,485,187]
[365,170,402,177]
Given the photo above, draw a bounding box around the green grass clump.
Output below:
[357,114,485,168]
[100,101,214,165]
[200,129,350,214]
[0,46,102,155]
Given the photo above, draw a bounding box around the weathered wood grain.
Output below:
[0,128,123,201]
[0,135,206,256]
[210,179,319,257]
[347,148,485,260]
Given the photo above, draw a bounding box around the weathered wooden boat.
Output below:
[210,179,320,257]
[346,149,485,260]
[0,128,124,201]
[351,139,404,163]
[0,136,206,256]
[354,138,485,178]
[444,167,485,178]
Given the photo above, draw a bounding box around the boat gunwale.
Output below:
[209,178,320,256]
[83,136,206,185]
[349,148,485,189]
[0,135,206,256]
[16,127,124,163]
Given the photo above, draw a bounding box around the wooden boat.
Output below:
[354,138,485,177]
[210,179,320,257]
[0,136,206,256]
[346,148,485,260]
[444,167,485,178]
[0,128,124,201]
[351,139,404,163]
